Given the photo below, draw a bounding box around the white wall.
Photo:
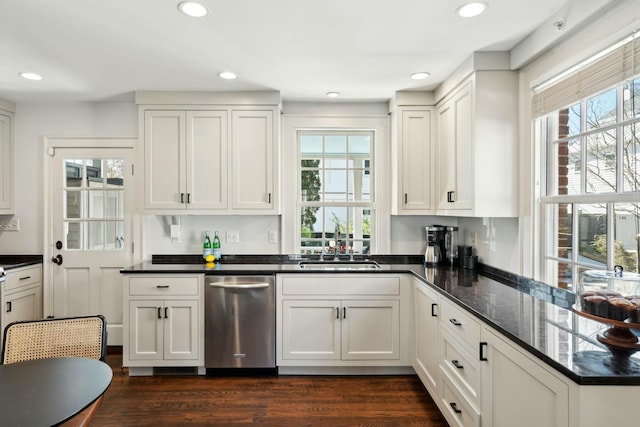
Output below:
[0,101,137,254]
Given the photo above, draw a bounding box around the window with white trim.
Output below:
[298,130,374,255]
[536,34,640,289]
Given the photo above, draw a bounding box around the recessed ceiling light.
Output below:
[19,72,42,81]
[218,71,237,80]
[326,92,340,98]
[411,72,431,80]
[456,2,488,18]
[178,1,208,18]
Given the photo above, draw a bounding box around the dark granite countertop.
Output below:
[0,255,43,270]
[120,255,640,385]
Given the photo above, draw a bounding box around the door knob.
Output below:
[52,254,63,265]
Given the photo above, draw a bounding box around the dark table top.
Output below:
[0,357,113,427]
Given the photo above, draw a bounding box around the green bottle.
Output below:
[212,231,221,261]
[203,232,212,259]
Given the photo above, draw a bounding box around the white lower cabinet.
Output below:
[282,299,400,361]
[1,264,43,343]
[414,279,571,427]
[123,275,204,375]
[413,279,440,394]
[277,274,410,370]
[480,327,570,427]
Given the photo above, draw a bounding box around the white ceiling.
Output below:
[0,0,612,103]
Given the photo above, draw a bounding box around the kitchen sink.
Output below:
[297,260,381,270]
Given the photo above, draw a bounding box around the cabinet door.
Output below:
[163,300,199,360]
[128,300,163,361]
[0,113,13,213]
[399,108,433,213]
[144,110,186,210]
[231,110,275,211]
[281,300,341,360]
[414,282,439,394]
[4,285,42,325]
[437,84,473,211]
[452,84,473,210]
[481,327,570,427]
[341,299,400,360]
[186,111,228,210]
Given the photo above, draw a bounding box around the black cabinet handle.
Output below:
[180,193,185,203]
[336,307,340,319]
[449,402,462,414]
[268,193,272,203]
[404,193,408,204]
[157,307,162,319]
[156,285,170,289]
[479,342,488,361]
[6,301,11,313]
[343,307,347,319]
[19,276,31,281]
[451,359,464,369]
[187,193,191,203]
[449,318,462,326]
[164,307,169,319]
[447,191,455,203]
[431,303,438,317]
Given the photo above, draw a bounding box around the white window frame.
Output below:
[281,114,390,255]
[538,78,640,289]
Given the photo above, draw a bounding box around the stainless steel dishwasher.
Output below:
[205,275,275,370]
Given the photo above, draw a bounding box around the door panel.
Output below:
[49,145,134,345]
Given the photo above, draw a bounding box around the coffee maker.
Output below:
[424,226,446,266]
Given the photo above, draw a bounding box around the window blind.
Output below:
[532,33,639,118]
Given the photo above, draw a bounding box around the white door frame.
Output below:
[43,137,139,319]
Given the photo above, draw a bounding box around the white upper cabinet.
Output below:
[435,70,518,217]
[0,103,15,214]
[138,92,280,214]
[231,110,275,210]
[391,104,435,214]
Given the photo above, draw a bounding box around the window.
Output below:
[298,130,374,255]
[537,36,640,289]
[64,158,125,251]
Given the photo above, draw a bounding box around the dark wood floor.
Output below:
[92,349,449,427]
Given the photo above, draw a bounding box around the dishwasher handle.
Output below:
[208,282,270,289]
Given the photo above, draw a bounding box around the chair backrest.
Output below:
[1,315,107,364]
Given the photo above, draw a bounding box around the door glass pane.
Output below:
[105,159,125,185]
[66,222,82,250]
[585,129,616,193]
[88,191,104,219]
[65,191,82,219]
[586,88,617,130]
[105,190,124,218]
[614,203,640,273]
[65,160,83,187]
[86,159,103,187]
[622,123,640,192]
[106,221,124,251]
[577,204,607,268]
[88,221,104,250]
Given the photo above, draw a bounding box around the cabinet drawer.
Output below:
[441,374,480,427]
[4,265,42,292]
[281,276,400,296]
[440,298,480,350]
[128,276,200,296]
[440,328,481,407]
